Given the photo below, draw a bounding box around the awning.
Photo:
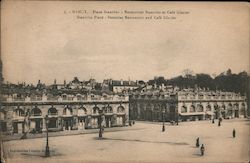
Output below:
[205,111,215,115]
[179,112,205,116]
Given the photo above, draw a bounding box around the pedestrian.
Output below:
[133,120,135,125]
[232,129,236,138]
[218,120,221,126]
[212,118,215,124]
[196,137,200,147]
[200,144,205,156]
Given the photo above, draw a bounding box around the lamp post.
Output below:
[176,105,179,125]
[45,115,50,157]
[162,109,165,132]
[99,108,104,138]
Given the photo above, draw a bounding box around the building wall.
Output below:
[0,99,129,135]
[177,91,247,121]
[129,94,178,122]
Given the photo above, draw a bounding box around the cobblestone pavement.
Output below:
[2,119,250,163]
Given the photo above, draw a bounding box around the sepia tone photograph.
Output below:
[0,1,249,163]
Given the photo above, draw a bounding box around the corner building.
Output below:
[0,94,129,135]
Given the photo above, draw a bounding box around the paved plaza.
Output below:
[2,119,250,163]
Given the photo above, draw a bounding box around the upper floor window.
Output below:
[31,107,42,116]
[14,109,25,117]
[190,105,195,112]
[197,105,204,112]
[93,107,100,114]
[206,105,211,111]
[78,107,87,116]
[181,106,187,113]
[63,107,73,115]
[48,107,58,116]
[117,106,125,113]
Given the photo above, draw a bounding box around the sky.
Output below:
[1,2,249,84]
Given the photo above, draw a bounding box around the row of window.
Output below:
[181,104,245,113]
[0,106,126,119]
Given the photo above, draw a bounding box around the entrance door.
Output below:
[106,117,111,127]
[64,119,72,130]
[35,120,41,132]
[235,110,239,118]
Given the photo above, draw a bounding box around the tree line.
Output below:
[148,69,250,95]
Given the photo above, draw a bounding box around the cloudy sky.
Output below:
[1,2,249,84]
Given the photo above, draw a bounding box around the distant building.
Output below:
[129,89,247,122]
[177,90,247,121]
[104,79,139,93]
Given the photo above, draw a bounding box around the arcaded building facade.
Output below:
[178,90,247,121]
[129,90,247,122]
[0,94,129,135]
[129,93,178,122]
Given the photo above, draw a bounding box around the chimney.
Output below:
[54,79,57,85]
[121,79,123,85]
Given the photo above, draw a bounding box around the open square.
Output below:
[3,119,250,163]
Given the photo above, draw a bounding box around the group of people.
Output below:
[196,118,237,156]
[196,137,205,156]
[211,117,223,126]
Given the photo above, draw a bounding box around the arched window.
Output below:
[181,106,187,113]
[234,103,239,110]
[105,106,113,113]
[62,94,67,100]
[197,104,204,112]
[14,108,25,117]
[63,107,73,115]
[78,107,87,116]
[31,107,42,116]
[206,105,211,111]
[117,106,125,113]
[48,107,58,116]
[190,105,195,112]
[76,95,82,101]
[221,105,226,110]
[93,107,99,114]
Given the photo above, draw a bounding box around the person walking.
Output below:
[218,118,221,126]
[232,129,236,138]
[212,118,215,124]
[196,137,200,147]
[200,144,205,156]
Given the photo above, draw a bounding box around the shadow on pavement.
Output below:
[192,153,202,157]
[21,152,63,158]
[94,137,189,145]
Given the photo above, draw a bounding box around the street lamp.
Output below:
[162,108,165,132]
[45,115,50,157]
[99,108,104,138]
[176,105,179,125]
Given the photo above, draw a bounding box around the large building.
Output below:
[178,90,247,121]
[0,93,129,135]
[129,89,247,123]
[129,92,178,122]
